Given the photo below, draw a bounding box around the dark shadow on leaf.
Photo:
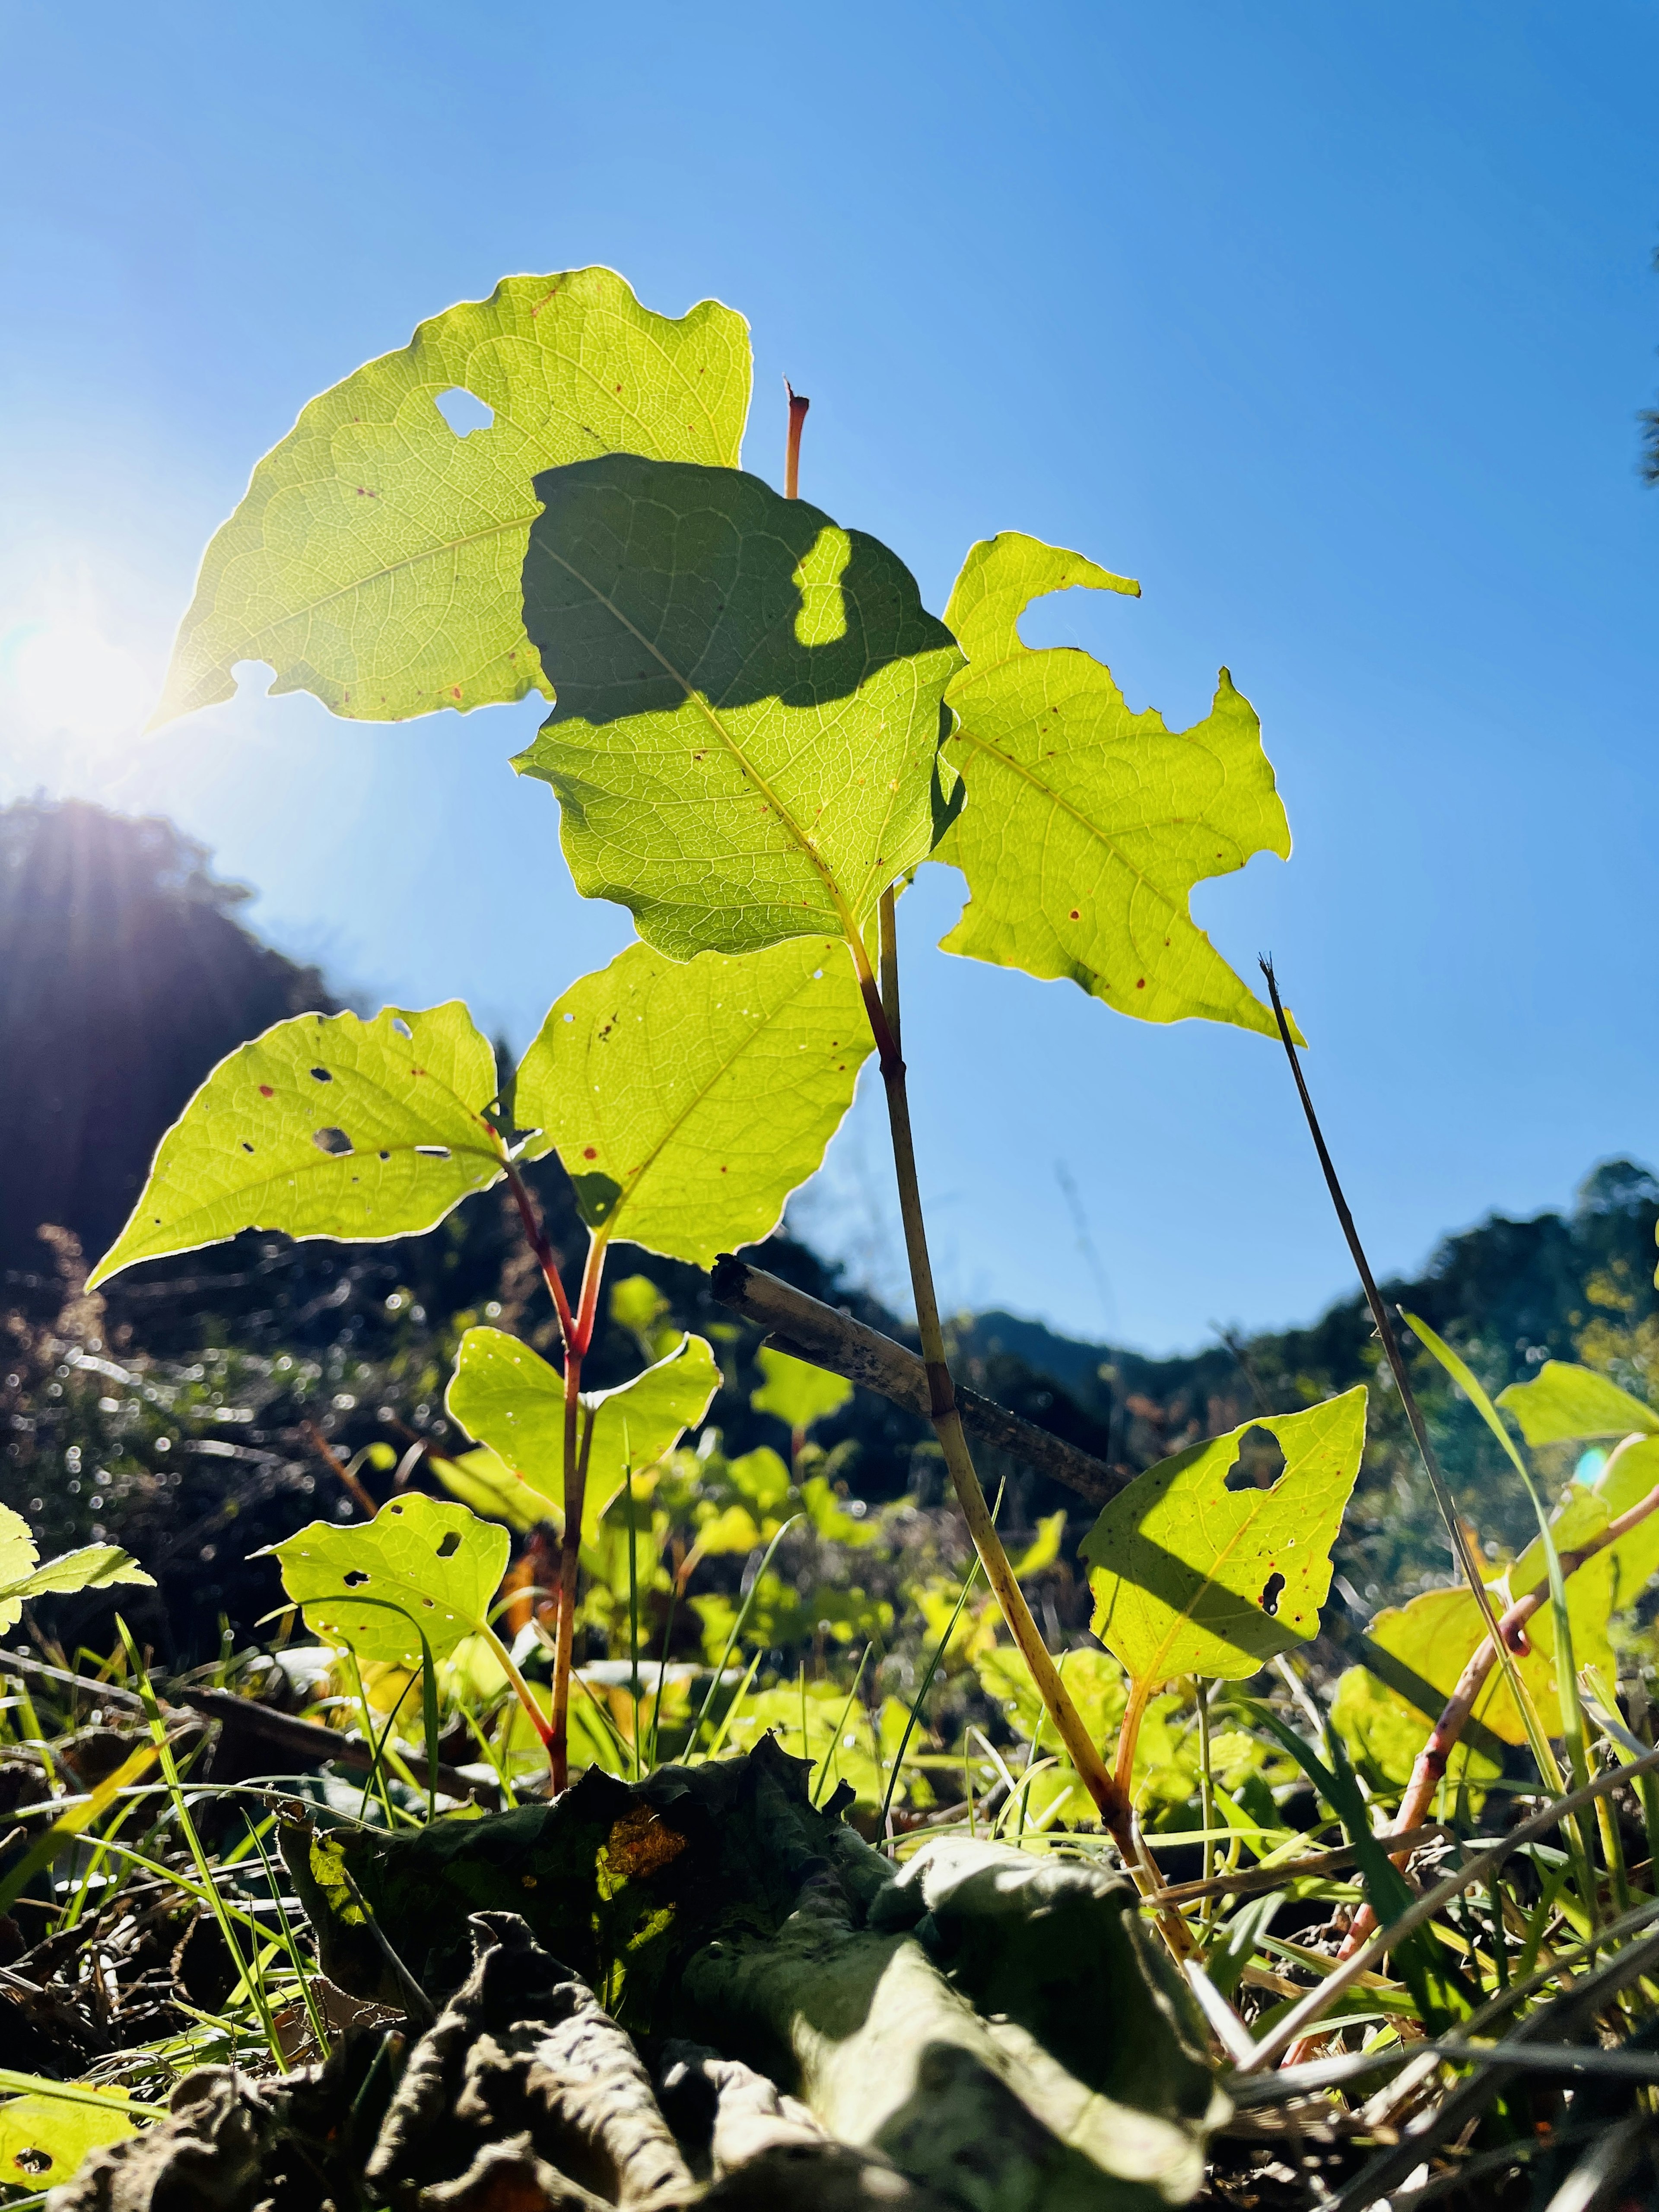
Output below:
[520,457,955,728]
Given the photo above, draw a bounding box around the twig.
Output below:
[1143,1824,1453,1907]
[300,1420,377,1519]
[709,1257,1121,1503]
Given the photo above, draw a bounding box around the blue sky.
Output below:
[1,1,1654,1351]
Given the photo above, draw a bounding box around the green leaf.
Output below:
[1497,1360,1659,1443]
[934,533,1292,1035]
[0,2082,144,2189]
[0,1508,153,1635]
[750,1345,852,1435]
[512,457,962,957]
[87,1003,502,1289]
[1080,1389,1367,1687]
[1359,1575,1609,1746]
[445,1326,719,1535]
[153,269,750,728]
[515,936,872,1266]
[429,1445,558,1534]
[261,1494,509,1667]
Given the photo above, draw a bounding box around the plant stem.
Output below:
[852,890,1137,1856]
[478,1617,553,1751]
[503,1157,576,1344]
[543,1234,609,1790]
[1258,964,1515,1664]
[784,381,809,500]
[1115,1675,1153,1801]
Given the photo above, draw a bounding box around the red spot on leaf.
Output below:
[1135,978,1146,989]
[259,1084,274,1097]
[583,1146,598,1160]
[1069,909,1080,921]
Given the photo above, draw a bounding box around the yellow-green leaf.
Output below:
[0,2082,146,2189]
[261,1494,508,1667]
[750,1345,852,1436]
[153,269,750,728]
[512,458,962,957]
[1361,1572,1611,1747]
[1080,1389,1366,1688]
[445,1327,719,1536]
[1497,1360,1659,1444]
[88,1003,502,1289]
[429,1445,558,1534]
[0,1510,153,1635]
[935,533,1291,1035]
[515,937,872,1260]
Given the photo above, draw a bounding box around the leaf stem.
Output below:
[547,1235,608,1791]
[478,1617,553,1751]
[853,890,1138,1857]
[503,1157,576,1345]
[784,381,809,501]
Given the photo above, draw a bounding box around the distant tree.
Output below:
[0,799,336,1284]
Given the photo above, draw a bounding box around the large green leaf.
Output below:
[0,1508,153,1636]
[1360,1572,1611,1747]
[512,458,962,957]
[934,533,1291,1035]
[262,1494,508,1668]
[87,1004,502,1289]
[154,269,750,728]
[514,936,871,1259]
[1498,1360,1659,1444]
[1081,1389,1366,1688]
[445,1327,719,1535]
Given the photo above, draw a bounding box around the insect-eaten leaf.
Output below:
[512,457,962,958]
[934,532,1294,1038]
[1081,1389,1367,1688]
[750,1345,852,1437]
[1497,1359,1659,1445]
[88,1003,503,1289]
[260,1495,508,1668]
[445,1327,719,1538]
[0,2083,143,2189]
[0,1507,152,1635]
[515,937,872,1267]
[153,268,751,729]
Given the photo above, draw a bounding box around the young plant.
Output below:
[93,264,1313,1817]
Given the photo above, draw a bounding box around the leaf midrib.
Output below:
[536,542,860,940]
[600,954,852,1243]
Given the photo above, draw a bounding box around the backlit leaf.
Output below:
[0,1509,153,1636]
[87,1003,502,1289]
[1081,1390,1367,1687]
[153,269,750,728]
[429,1445,558,1534]
[513,457,962,957]
[1360,1572,1611,1747]
[1497,1360,1659,1444]
[934,533,1291,1035]
[750,1345,853,1436]
[262,1494,509,1667]
[445,1327,719,1536]
[515,936,872,1262]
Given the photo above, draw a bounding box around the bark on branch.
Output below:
[709,1257,1122,1506]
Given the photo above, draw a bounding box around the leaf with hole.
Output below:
[1497,1360,1659,1444]
[751,1345,853,1436]
[1080,1390,1367,1688]
[261,1494,509,1668]
[0,2083,145,2189]
[445,1328,719,1538]
[933,532,1293,1036]
[512,456,962,957]
[153,268,750,728]
[515,936,872,1262]
[87,1002,502,1288]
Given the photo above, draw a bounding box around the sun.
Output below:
[0,617,153,740]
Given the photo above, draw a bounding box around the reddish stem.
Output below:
[547,1237,609,1792]
[504,1160,575,1346]
[785,381,809,500]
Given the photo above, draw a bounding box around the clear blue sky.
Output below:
[1,2,1654,1351]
